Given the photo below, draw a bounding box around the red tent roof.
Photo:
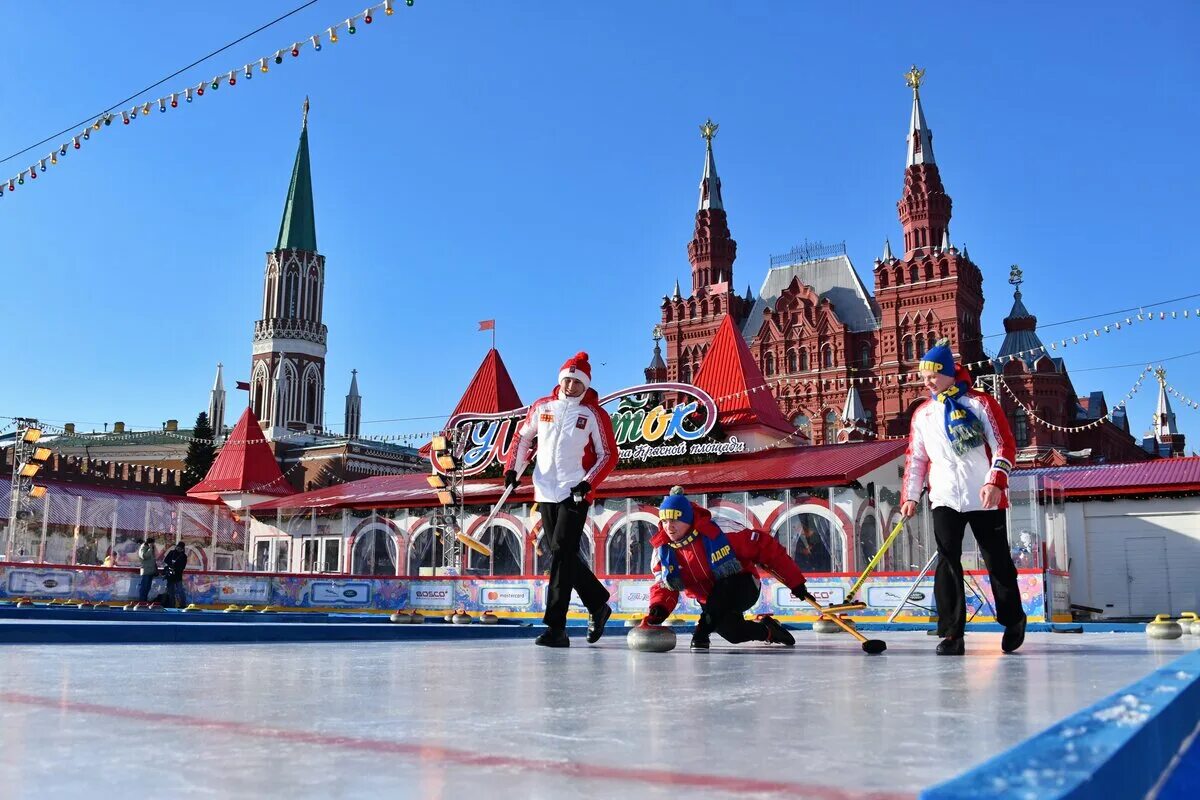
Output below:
[187,407,294,500]
[251,440,907,513]
[449,348,523,418]
[693,314,794,434]
[420,348,524,456]
[1016,457,1200,498]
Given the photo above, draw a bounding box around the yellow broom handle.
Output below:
[845,520,905,602]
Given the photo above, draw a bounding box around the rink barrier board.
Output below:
[920,648,1200,800]
[0,563,1049,621]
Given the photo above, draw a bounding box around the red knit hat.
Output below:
[558,351,592,390]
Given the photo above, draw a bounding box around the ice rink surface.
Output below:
[0,630,1193,799]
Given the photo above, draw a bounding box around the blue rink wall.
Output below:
[0,563,1049,620]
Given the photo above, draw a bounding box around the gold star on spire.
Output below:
[699,118,719,143]
[904,65,925,93]
[1155,366,1167,384]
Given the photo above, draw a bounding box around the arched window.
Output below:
[680,363,692,383]
[822,346,834,368]
[775,510,842,573]
[879,271,889,288]
[910,265,919,284]
[787,349,797,373]
[712,297,721,315]
[406,528,445,575]
[859,344,872,367]
[764,352,776,376]
[792,414,811,442]
[351,527,397,575]
[286,269,300,318]
[924,264,934,281]
[799,348,809,371]
[904,337,914,361]
[894,267,904,286]
[606,520,655,575]
[916,333,926,357]
[1013,408,1029,448]
[535,532,593,575]
[857,514,878,573]
[467,526,523,576]
[823,411,839,444]
[689,303,697,320]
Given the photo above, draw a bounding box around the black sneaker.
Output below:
[758,615,795,646]
[690,632,711,650]
[587,604,612,644]
[535,628,570,648]
[1002,616,1027,654]
[936,636,965,656]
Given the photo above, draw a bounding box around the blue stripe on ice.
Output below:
[0,621,540,644]
[921,649,1200,800]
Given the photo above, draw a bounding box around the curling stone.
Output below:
[181,603,198,613]
[1179,612,1199,635]
[627,624,677,653]
[480,611,500,625]
[15,599,32,608]
[122,602,137,611]
[241,604,256,612]
[148,603,162,610]
[452,610,473,625]
[1146,614,1183,640]
[259,606,276,614]
[409,612,425,624]
[389,611,412,624]
[813,616,855,634]
[224,604,241,613]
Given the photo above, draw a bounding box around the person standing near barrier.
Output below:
[136,538,158,603]
[900,339,1026,656]
[505,352,618,648]
[163,542,188,608]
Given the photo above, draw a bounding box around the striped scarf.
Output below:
[936,381,986,455]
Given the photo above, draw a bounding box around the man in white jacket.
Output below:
[505,352,618,647]
[900,339,1026,656]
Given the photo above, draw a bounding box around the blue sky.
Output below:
[1,1,1197,444]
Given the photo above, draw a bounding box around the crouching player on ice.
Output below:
[642,486,814,650]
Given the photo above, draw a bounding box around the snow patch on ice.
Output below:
[1059,725,1088,738]
[1174,671,1194,681]
[1091,694,1151,727]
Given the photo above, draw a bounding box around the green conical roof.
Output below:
[276,110,317,252]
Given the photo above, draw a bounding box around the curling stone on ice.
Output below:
[480,611,500,625]
[181,603,198,613]
[627,624,677,653]
[452,609,473,625]
[389,611,413,624]
[1179,612,1199,635]
[224,604,241,613]
[409,612,425,624]
[813,616,856,634]
[1146,614,1183,640]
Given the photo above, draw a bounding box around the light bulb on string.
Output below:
[72,136,80,150]
[311,34,321,51]
[39,159,46,172]
[211,78,219,90]
[60,144,67,155]
[83,128,90,140]
[364,8,373,23]
[50,153,57,165]
[93,119,102,131]
[347,17,356,34]
[406,0,414,6]
[275,50,284,64]
[28,166,36,180]
[260,58,269,73]
[328,26,338,42]
[228,70,237,86]
[185,87,193,103]
[159,98,166,112]
[142,103,151,115]
[291,43,300,56]
[6,181,12,191]
[385,0,394,13]
[171,93,179,108]
[103,113,113,126]
[17,173,24,185]
[245,64,253,80]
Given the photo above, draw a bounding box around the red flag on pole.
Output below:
[478,320,495,331]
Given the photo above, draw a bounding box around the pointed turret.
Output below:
[996,265,1047,367]
[673,278,682,300]
[692,315,794,445]
[1150,367,1186,457]
[897,67,952,255]
[940,228,950,251]
[344,370,362,439]
[688,119,738,293]
[208,363,226,440]
[882,238,893,261]
[276,97,317,252]
[187,407,294,506]
[838,386,869,443]
[645,326,668,383]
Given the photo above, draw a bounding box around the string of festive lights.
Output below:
[991,368,1151,434]
[0,0,414,200]
[1164,382,1200,412]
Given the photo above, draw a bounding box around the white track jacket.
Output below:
[901,390,1016,513]
[505,387,618,504]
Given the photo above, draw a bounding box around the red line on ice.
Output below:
[0,691,911,799]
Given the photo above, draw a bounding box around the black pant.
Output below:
[166,579,186,608]
[540,499,610,629]
[932,507,1026,637]
[696,573,769,644]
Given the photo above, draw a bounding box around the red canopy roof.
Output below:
[251,440,907,513]
[420,348,524,457]
[1016,457,1200,498]
[187,407,295,500]
[693,314,793,434]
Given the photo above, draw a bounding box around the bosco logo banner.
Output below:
[5,569,75,597]
[411,582,454,609]
[774,584,846,609]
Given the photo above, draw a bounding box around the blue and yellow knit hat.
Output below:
[659,486,693,525]
[918,338,956,377]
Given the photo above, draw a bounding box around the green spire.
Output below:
[275,98,317,252]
